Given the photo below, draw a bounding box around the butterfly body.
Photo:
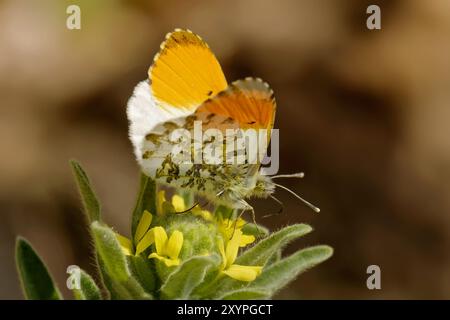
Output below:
[154,159,275,210]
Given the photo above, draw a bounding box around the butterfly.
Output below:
[127,29,319,217]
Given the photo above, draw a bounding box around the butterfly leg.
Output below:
[261,195,284,218]
[176,190,226,214]
[235,200,262,239]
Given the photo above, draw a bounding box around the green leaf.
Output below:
[160,254,220,299]
[91,222,130,282]
[129,255,157,294]
[90,222,151,299]
[267,249,282,266]
[96,258,115,299]
[131,174,156,244]
[70,160,101,222]
[219,288,269,300]
[70,161,109,296]
[241,223,269,238]
[236,224,313,266]
[15,237,62,300]
[248,245,333,296]
[121,277,153,300]
[73,270,102,300]
[215,205,235,220]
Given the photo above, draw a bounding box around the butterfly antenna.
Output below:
[272,172,305,179]
[274,183,320,213]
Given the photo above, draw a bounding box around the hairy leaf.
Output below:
[241,223,269,238]
[91,222,130,282]
[248,245,333,295]
[73,270,102,300]
[129,255,157,294]
[70,160,101,222]
[237,224,313,266]
[91,222,150,299]
[219,288,269,300]
[161,254,220,299]
[15,237,62,300]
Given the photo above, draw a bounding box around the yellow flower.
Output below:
[115,210,153,256]
[134,210,153,244]
[171,194,254,246]
[148,226,183,267]
[217,217,255,247]
[156,190,166,215]
[193,209,213,221]
[170,193,213,220]
[171,194,186,212]
[218,229,262,282]
[116,233,133,256]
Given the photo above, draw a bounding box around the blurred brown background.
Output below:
[1,0,450,299]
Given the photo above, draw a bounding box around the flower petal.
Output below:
[135,228,155,255]
[152,226,168,255]
[191,206,212,221]
[148,253,180,267]
[239,234,255,247]
[218,218,249,242]
[218,238,227,270]
[134,210,153,243]
[225,230,242,268]
[156,190,166,215]
[223,265,263,282]
[236,218,247,228]
[162,257,180,267]
[171,195,185,212]
[166,230,183,260]
[115,233,133,256]
[148,252,160,259]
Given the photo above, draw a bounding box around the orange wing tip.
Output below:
[231,77,276,102]
[152,28,205,67]
[172,28,196,36]
[150,28,211,76]
[173,28,210,48]
[165,28,195,41]
[149,29,227,109]
[162,28,205,46]
[195,77,277,130]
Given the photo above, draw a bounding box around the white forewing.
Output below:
[126,80,193,166]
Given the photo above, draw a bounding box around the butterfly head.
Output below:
[250,173,276,199]
[248,172,320,214]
